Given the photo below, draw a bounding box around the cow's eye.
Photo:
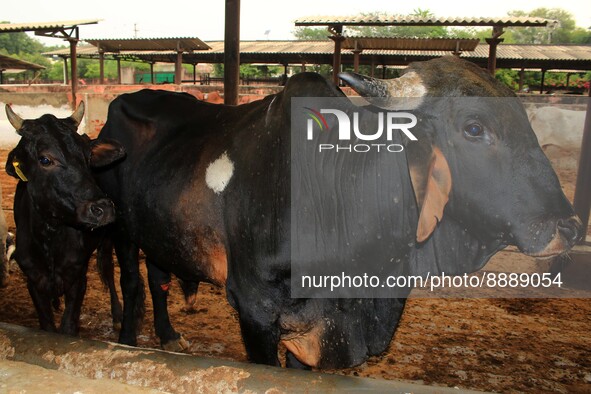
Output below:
[464,122,484,137]
[38,156,53,167]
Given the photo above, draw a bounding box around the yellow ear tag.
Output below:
[13,161,28,182]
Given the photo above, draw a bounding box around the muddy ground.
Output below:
[0,146,589,393]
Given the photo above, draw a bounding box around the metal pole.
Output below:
[329,27,344,85]
[572,87,591,234]
[224,0,240,105]
[99,48,105,85]
[63,57,69,85]
[150,62,154,84]
[117,58,122,85]
[175,50,183,85]
[540,70,546,94]
[68,38,78,106]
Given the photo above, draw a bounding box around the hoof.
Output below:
[162,335,190,352]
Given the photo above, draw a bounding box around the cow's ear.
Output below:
[89,138,126,168]
[408,145,452,242]
[6,149,22,180]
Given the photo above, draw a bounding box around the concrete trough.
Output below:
[0,322,484,393]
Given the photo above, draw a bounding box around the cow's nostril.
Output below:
[90,204,104,219]
[557,216,583,248]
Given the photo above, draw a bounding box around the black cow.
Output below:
[5,103,125,335]
[97,56,582,368]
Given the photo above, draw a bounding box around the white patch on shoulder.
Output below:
[205,152,234,194]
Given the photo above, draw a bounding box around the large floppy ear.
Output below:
[338,71,427,110]
[407,144,452,242]
[89,138,126,168]
[5,104,24,133]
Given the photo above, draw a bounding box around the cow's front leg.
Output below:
[146,258,189,351]
[59,261,88,336]
[26,279,56,332]
[234,302,281,366]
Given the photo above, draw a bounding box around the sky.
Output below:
[3,0,591,45]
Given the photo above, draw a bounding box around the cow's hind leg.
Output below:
[115,235,144,346]
[146,259,189,351]
[97,237,123,330]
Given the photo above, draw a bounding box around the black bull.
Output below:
[96,56,582,369]
[4,103,125,335]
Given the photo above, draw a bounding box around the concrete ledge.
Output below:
[0,322,484,393]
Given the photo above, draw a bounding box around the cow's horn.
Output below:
[70,101,85,127]
[5,104,24,132]
[339,71,427,110]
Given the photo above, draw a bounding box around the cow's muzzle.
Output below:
[529,215,583,257]
[77,198,116,229]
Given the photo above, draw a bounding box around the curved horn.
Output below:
[70,101,85,127]
[339,71,427,110]
[5,104,24,132]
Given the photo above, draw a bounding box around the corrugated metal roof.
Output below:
[0,54,45,70]
[342,37,479,51]
[463,45,591,61]
[205,40,336,54]
[0,19,99,33]
[295,15,555,27]
[43,42,591,70]
[84,37,210,52]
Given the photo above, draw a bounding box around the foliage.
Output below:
[212,63,283,78]
[293,27,330,40]
[507,8,591,44]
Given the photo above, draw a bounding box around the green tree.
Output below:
[293,27,330,40]
[507,8,591,44]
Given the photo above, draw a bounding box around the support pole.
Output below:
[116,57,122,85]
[68,37,78,106]
[63,57,69,85]
[329,25,344,85]
[518,68,525,92]
[485,37,503,75]
[353,50,361,73]
[175,45,183,85]
[485,26,504,75]
[224,0,240,105]
[98,46,105,85]
[540,69,546,94]
[573,87,591,233]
